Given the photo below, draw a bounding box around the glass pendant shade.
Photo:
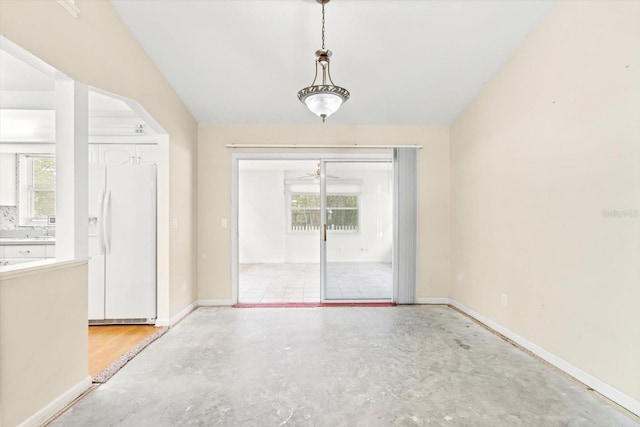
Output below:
[303,92,343,120]
[297,0,349,122]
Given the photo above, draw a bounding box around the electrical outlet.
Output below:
[501,294,508,306]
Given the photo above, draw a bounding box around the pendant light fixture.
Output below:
[297,0,350,122]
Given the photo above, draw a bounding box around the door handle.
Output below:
[323,224,327,242]
[103,189,111,254]
[97,190,105,254]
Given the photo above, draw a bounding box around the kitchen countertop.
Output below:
[0,238,56,246]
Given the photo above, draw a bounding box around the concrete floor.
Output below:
[51,306,637,426]
[239,262,392,303]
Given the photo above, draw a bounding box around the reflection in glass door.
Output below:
[238,159,321,304]
[321,160,393,301]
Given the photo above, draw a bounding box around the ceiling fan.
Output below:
[296,163,339,181]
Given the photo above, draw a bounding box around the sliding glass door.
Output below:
[235,155,394,304]
[237,159,321,303]
[321,160,393,301]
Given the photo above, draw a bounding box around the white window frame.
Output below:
[288,192,360,233]
[288,192,321,232]
[18,154,55,226]
[325,193,360,233]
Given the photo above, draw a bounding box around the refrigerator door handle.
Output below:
[98,189,105,255]
[103,188,112,254]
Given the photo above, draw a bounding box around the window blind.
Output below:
[393,148,417,304]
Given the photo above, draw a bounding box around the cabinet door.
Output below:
[136,144,161,165]
[88,144,100,165]
[100,144,136,165]
[4,245,47,258]
[45,245,56,258]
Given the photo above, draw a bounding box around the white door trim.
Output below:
[231,152,392,304]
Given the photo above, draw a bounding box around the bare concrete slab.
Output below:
[50,306,638,426]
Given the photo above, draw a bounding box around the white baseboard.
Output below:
[18,376,92,427]
[153,318,171,327]
[415,297,451,305]
[197,299,234,306]
[155,300,233,327]
[155,300,198,327]
[448,299,640,417]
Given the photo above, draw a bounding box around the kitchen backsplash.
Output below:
[0,205,54,235]
[0,206,17,230]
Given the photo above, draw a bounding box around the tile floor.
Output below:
[238,262,393,303]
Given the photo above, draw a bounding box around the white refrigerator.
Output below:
[88,164,157,322]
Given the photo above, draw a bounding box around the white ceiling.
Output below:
[0,50,55,92]
[0,49,136,113]
[111,0,556,126]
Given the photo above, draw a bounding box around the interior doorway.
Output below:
[235,154,393,304]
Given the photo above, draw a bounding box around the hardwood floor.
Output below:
[89,325,159,376]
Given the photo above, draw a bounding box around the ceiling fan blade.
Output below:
[295,173,316,180]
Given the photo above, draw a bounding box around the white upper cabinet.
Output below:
[100,144,136,165]
[88,144,100,165]
[97,143,159,165]
[136,144,161,165]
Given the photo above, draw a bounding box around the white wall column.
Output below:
[156,161,171,322]
[55,80,88,261]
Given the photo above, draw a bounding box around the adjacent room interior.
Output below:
[238,158,393,303]
[0,37,169,402]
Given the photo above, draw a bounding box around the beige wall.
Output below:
[197,124,450,301]
[0,261,89,427]
[0,0,199,318]
[450,0,640,401]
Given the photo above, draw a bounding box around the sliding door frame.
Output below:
[319,159,395,303]
[231,152,392,304]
